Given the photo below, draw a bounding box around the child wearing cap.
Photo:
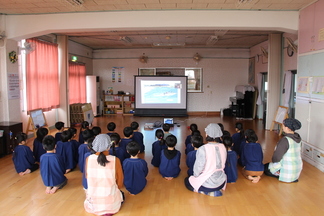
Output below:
[84,134,124,215]
[264,118,303,183]
[184,123,227,197]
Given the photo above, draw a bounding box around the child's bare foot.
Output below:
[49,186,59,194]
[164,177,173,180]
[65,169,71,174]
[22,169,31,175]
[19,172,24,176]
[128,192,136,196]
[251,176,261,183]
[45,187,52,194]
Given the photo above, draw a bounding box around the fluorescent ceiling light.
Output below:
[152,43,185,47]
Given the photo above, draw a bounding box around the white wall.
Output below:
[93,48,249,112]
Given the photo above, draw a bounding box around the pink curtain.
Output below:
[69,62,86,104]
[26,38,59,112]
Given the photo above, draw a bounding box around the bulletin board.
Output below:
[26,109,49,137]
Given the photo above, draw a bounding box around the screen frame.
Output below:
[134,76,188,116]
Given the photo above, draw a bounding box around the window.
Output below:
[185,68,202,92]
[26,38,59,112]
[68,62,86,104]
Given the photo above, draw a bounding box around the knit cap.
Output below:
[205,123,223,138]
[283,118,302,131]
[92,134,112,152]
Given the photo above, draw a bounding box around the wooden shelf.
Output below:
[102,94,134,115]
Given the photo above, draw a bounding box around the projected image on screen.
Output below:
[141,81,181,104]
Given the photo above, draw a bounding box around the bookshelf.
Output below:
[103,94,134,115]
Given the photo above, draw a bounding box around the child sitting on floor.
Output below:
[12,132,39,176]
[123,141,148,195]
[241,129,264,183]
[40,135,67,194]
[151,129,167,167]
[185,123,198,146]
[120,126,133,158]
[131,121,145,153]
[54,121,65,143]
[32,127,48,163]
[159,135,181,180]
[56,130,74,173]
[223,136,238,183]
[106,122,116,136]
[162,123,173,139]
[109,133,128,165]
[186,134,204,176]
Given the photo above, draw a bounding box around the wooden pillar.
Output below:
[266,33,282,130]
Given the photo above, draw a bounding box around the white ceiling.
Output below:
[0,0,315,49]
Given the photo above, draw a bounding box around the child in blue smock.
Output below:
[12,132,39,175]
[185,130,201,155]
[54,121,65,143]
[82,137,95,189]
[78,129,94,173]
[68,127,80,166]
[231,122,245,156]
[159,135,181,180]
[92,126,101,136]
[40,135,67,194]
[106,122,116,136]
[241,129,264,183]
[79,121,90,144]
[223,136,238,183]
[32,127,48,162]
[131,121,145,153]
[123,141,148,195]
[151,129,167,167]
[109,133,128,165]
[120,126,133,158]
[56,130,74,173]
[185,123,198,146]
[186,134,203,176]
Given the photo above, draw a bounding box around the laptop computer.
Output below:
[163,118,174,127]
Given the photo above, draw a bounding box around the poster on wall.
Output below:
[8,73,20,99]
[112,67,124,83]
[112,67,116,82]
[312,76,324,95]
[297,77,310,93]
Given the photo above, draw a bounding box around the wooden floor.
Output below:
[1,115,324,216]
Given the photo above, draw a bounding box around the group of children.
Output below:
[13,119,298,197]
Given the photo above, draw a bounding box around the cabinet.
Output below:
[0,121,23,155]
[103,94,135,115]
[122,95,135,115]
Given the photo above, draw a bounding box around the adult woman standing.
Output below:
[184,123,227,197]
[84,134,124,215]
[264,118,302,183]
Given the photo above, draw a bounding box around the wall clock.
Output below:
[9,51,18,63]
